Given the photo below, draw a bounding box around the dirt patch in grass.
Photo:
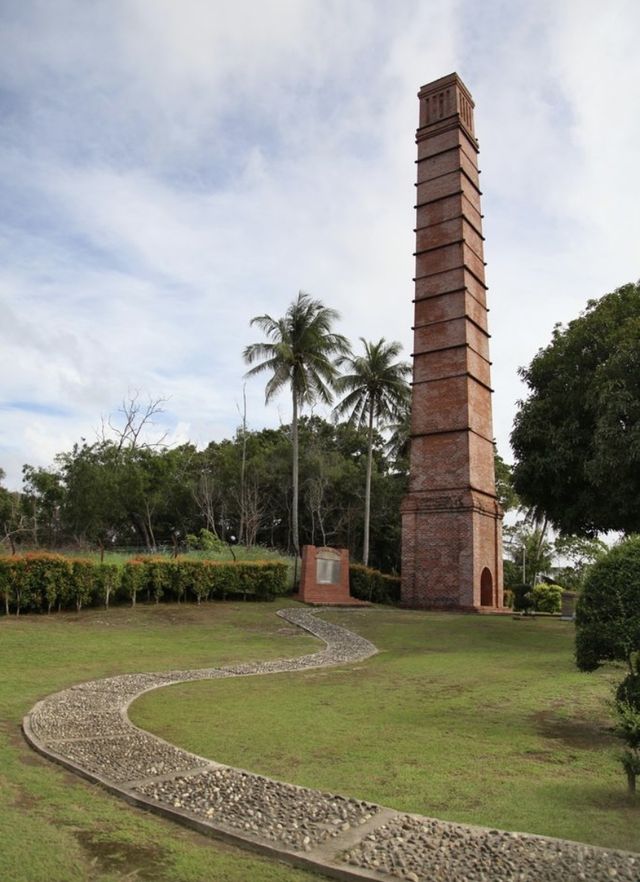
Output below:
[534,710,615,750]
[75,830,167,880]
[2,722,45,767]
[11,784,40,811]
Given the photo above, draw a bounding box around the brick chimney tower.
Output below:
[401,73,503,610]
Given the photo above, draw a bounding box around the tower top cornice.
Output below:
[417,72,476,141]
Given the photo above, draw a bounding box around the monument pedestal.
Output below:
[295,546,366,606]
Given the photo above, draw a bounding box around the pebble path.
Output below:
[23,607,640,882]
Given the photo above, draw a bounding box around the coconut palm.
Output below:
[334,338,411,566]
[243,291,350,555]
[385,397,412,464]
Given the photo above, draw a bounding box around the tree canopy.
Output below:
[511,281,640,536]
[9,415,407,572]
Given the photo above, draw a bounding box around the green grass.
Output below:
[131,608,640,853]
[4,603,638,882]
[22,544,294,567]
[0,602,321,882]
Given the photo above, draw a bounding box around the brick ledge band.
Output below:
[22,609,639,882]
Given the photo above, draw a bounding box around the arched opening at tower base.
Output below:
[480,567,494,607]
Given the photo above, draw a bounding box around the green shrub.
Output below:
[121,560,146,607]
[94,563,120,609]
[575,535,640,672]
[532,583,562,614]
[185,528,226,552]
[38,555,72,612]
[67,560,96,611]
[24,552,71,613]
[617,673,640,710]
[235,561,288,600]
[503,588,514,609]
[203,562,236,600]
[98,563,120,606]
[349,564,401,605]
[0,557,13,614]
[512,584,534,613]
[11,558,33,615]
[0,552,73,614]
[145,558,178,604]
[181,560,212,603]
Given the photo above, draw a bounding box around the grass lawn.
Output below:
[3,603,637,882]
[131,607,640,853]
[38,545,295,568]
[0,602,322,882]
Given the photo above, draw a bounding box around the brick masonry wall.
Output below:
[401,73,503,611]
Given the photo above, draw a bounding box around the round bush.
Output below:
[617,673,640,710]
[532,583,562,614]
[575,536,640,671]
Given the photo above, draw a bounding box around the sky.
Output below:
[1,0,639,490]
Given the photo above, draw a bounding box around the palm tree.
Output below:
[385,397,412,465]
[334,338,411,566]
[243,291,350,555]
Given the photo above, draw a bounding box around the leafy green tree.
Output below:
[553,534,607,592]
[0,468,27,553]
[504,521,555,587]
[333,338,410,565]
[243,291,350,554]
[511,281,640,535]
[8,409,410,571]
[494,451,520,513]
[54,442,119,544]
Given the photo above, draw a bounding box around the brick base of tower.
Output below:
[401,491,503,610]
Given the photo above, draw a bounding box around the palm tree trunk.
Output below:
[363,404,374,567]
[531,514,549,586]
[291,390,300,556]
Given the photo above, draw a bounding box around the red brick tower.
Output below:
[401,73,503,610]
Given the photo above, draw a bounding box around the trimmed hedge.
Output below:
[0,553,290,615]
[0,552,95,615]
[122,558,289,605]
[349,564,401,605]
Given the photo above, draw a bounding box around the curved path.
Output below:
[23,608,639,882]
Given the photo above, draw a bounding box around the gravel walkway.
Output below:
[23,607,640,882]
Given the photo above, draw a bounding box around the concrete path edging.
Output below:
[22,607,640,882]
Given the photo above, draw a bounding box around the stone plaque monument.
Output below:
[401,73,504,610]
[560,590,578,621]
[298,545,355,605]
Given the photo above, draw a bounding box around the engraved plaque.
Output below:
[299,544,351,603]
[316,550,341,585]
